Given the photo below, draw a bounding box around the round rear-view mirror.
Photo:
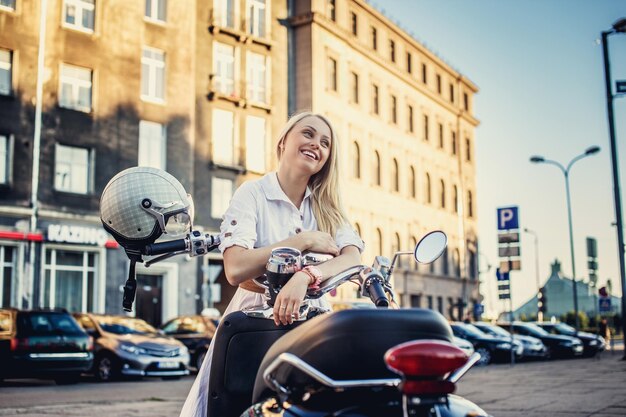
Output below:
[414,231,447,264]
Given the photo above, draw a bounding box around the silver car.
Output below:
[74,313,190,382]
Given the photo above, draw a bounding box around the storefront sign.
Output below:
[47,224,109,246]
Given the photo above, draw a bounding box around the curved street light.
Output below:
[529,146,601,331]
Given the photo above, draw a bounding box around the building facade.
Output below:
[0,0,479,323]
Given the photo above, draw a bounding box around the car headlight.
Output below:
[120,343,147,355]
[496,342,511,349]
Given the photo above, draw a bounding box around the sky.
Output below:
[377,0,626,315]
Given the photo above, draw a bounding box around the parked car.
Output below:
[450,322,523,365]
[452,336,475,357]
[0,308,93,384]
[160,314,218,370]
[473,322,548,360]
[534,321,605,357]
[73,313,190,382]
[498,322,583,359]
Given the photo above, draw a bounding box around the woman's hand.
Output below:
[299,231,339,256]
[273,272,310,325]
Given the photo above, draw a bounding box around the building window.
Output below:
[421,63,427,84]
[248,0,266,38]
[410,295,421,308]
[392,232,401,265]
[373,151,381,186]
[247,52,267,103]
[245,116,266,173]
[138,120,166,170]
[392,158,399,192]
[438,123,444,148]
[389,40,395,62]
[0,0,16,10]
[467,190,473,217]
[423,114,429,141]
[350,11,357,35]
[451,131,457,155]
[436,74,441,94]
[327,0,336,21]
[453,184,458,213]
[214,42,235,96]
[437,296,444,314]
[464,92,469,110]
[390,95,397,124]
[440,179,446,208]
[406,52,412,74]
[466,137,472,161]
[54,144,92,194]
[0,245,16,307]
[441,247,449,276]
[212,109,235,165]
[407,105,414,133]
[427,295,433,309]
[409,166,416,198]
[351,141,360,179]
[211,177,234,219]
[425,172,431,204]
[214,0,235,28]
[468,250,477,279]
[42,248,98,312]
[449,83,454,103]
[453,248,460,277]
[145,0,166,22]
[371,26,377,50]
[327,56,337,92]
[350,72,359,104]
[141,47,165,102]
[63,0,95,33]
[372,84,379,115]
[375,228,383,255]
[0,49,12,95]
[0,134,11,185]
[59,64,92,112]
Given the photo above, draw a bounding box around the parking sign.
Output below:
[497,206,519,230]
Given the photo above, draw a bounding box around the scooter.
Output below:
[141,230,490,417]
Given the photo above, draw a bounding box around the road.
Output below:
[0,351,625,416]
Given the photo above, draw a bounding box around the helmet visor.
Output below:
[163,194,194,236]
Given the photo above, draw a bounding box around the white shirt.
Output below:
[219,172,364,254]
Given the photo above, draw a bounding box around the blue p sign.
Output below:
[497,206,519,231]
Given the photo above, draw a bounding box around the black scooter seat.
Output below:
[252,308,453,404]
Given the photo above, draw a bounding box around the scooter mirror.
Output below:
[414,231,447,264]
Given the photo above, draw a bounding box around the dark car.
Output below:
[473,322,548,360]
[74,313,190,381]
[0,308,93,384]
[499,322,583,359]
[450,322,523,365]
[534,322,605,357]
[160,315,218,370]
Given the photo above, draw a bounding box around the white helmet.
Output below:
[100,167,194,256]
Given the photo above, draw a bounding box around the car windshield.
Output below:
[554,323,576,335]
[519,323,549,336]
[460,324,488,338]
[95,316,158,335]
[479,324,510,337]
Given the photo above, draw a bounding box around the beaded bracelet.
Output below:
[301,266,323,290]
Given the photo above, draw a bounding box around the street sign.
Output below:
[599,296,611,313]
[500,259,521,273]
[497,283,510,291]
[586,237,598,258]
[499,245,521,257]
[498,232,520,244]
[498,293,511,300]
[496,268,510,281]
[497,206,519,230]
[617,80,626,94]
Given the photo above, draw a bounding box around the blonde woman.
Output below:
[180,112,363,417]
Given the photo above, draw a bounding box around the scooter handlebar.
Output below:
[368,278,389,307]
[144,238,188,256]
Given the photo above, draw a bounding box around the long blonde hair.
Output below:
[276,112,348,236]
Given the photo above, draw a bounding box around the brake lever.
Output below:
[144,250,188,267]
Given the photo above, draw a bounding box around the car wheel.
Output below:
[476,347,492,366]
[95,354,119,382]
[196,349,207,371]
[55,373,81,385]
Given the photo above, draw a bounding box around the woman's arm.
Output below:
[223,231,340,286]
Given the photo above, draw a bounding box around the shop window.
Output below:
[42,249,97,312]
[0,245,16,307]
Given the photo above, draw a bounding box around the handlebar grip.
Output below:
[368,279,389,307]
[144,238,188,256]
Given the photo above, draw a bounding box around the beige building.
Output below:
[288,0,480,319]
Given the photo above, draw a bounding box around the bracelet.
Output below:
[302,266,323,290]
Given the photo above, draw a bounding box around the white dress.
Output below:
[179,172,363,417]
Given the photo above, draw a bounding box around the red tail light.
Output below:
[384,340,468,395]
[10,338,29,351]
[87,336,94,351]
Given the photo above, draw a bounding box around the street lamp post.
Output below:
[524,228,542,321]
[530,146,601,332]
[601,17,626,360]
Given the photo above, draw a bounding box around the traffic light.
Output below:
[538,287,547,313]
